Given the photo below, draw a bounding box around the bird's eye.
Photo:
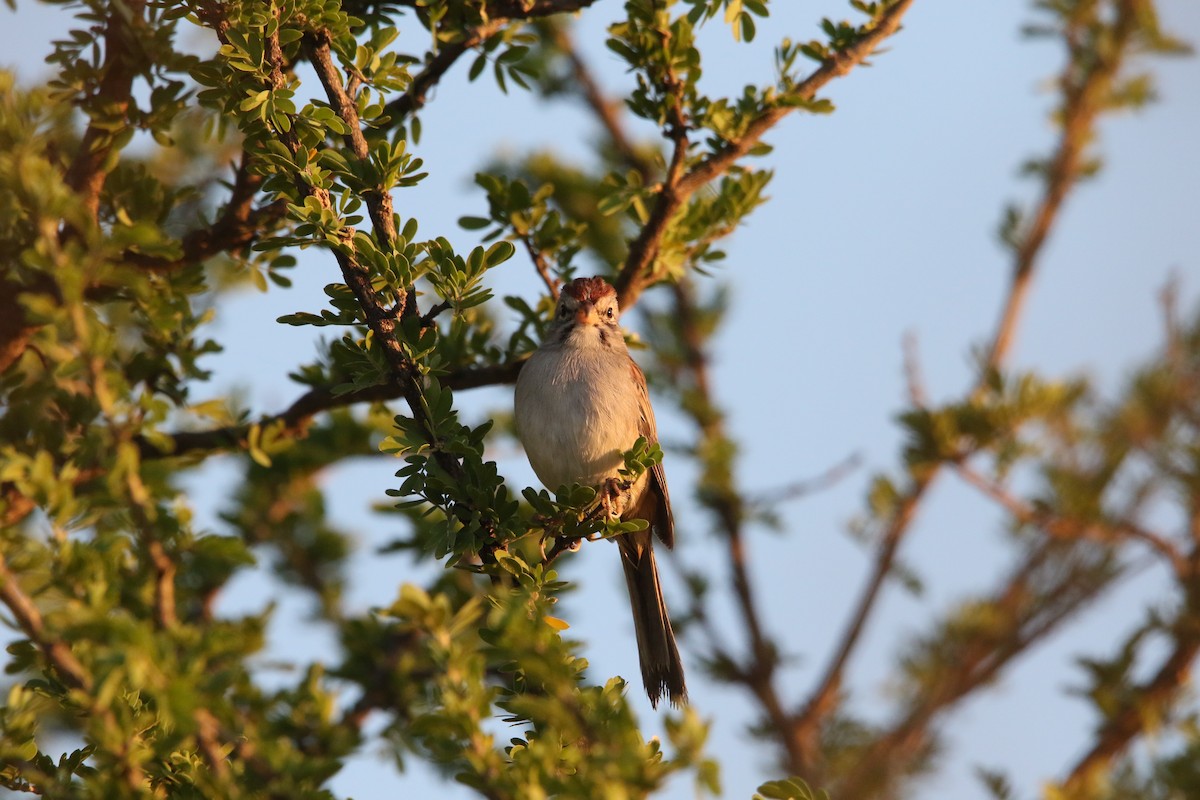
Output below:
[605,308,614,319]
[558,306,570,318]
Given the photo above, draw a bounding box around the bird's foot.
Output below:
[600,477,629,519]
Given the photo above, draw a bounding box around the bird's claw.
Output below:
[600,477,631,519]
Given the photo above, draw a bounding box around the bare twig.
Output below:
[792,472,935,770]
[902,331,928,408]
[669,279,805,767]
[748,453,862,511]
[1159,273,1182,365]
[837,538,1121,796]
[550,23,656,181]
[521,235,560,300]
[386,20,507,121]
[985,2,1138,368]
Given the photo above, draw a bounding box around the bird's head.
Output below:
[552,277,621,334]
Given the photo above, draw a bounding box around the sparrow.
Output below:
[514,276,687,708]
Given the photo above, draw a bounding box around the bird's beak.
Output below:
[574,302,598,325]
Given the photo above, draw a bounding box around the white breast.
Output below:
[514,337,643,492]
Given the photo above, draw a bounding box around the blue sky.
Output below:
[3,1,1199,798]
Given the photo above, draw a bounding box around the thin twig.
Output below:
[837,538,1121,796]
[984,2,1138,368]
[522,235,560,300]
[954,462,1188,579]
[669,279,805,767]
[748,453,862,511]
[383,0,598,121]
[902,331,928,408]
[550,23,655,181]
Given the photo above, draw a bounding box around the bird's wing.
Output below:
[630,357,675,549]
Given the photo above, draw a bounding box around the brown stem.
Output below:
[837,539,1117,796]
[384,0,599,121]
[62,0,148,222]
[146,539,179,629]
[792,473,935,770]
[985,1,1138,368]
[124,157,287,271]
[193,708,232,782]
[614,0,915,311]
[550,23,655,181]
[954,462,1187,578]
[1059,606,1200,795]
[522,234,560,300]
[0,553,91,690]
[669,280,805,767]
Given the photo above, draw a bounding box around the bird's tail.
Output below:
[618,535,687,708]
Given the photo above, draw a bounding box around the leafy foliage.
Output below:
[0,0,1194,798]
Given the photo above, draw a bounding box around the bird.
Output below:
[514,275,687,708]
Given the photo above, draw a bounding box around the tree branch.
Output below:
[836,538,1121,796]
[1059,604,1200,795]
[383,0,599,122]
[124,156,288,271]
[62,0,148,222]
[522,234,560,300]
[550,23,655,182]
[985,0,1139,367]
[135,352,524,463]
[614,0,915,310]
[790,0,1144,763]
[954,462,1188,579]
[667,279,805,768]
[0,552,91,691]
